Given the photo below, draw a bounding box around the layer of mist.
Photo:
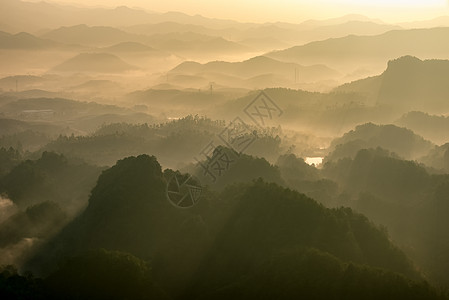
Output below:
[1,0,449,299]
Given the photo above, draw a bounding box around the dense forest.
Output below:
[2,0,449,299]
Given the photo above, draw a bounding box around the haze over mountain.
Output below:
[52,53,138,73]
[336,56,449,113]
[267,27,449,72]
[0,31,60,49]
[102,41,156,53]
[41,24,142,47]
[168,56,340,89]
[396,111,449,145]
[2,0,449,298]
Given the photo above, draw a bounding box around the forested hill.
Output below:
[22,154,445,299]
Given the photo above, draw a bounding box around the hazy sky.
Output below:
[30,0,449,23]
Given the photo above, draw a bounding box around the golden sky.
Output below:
[30,0,449,23]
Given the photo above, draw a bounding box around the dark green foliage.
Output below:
[43,116,283,167]
[276,153,339,206]
[19,155,448,299]
[0,201,66,248]
[193,146,284,190]
[184,180,440,299]
[43,116,222,167]
[324,140,401,164]
[196,180,416,277]
[61,154,170,256]
[323,148,449,286]
[45,249,167,300]
[1,158,48,208]
[277,153,320,183]
[421,143,449,173]
[0,265,47,300]
[0,151,101,211]
[27,154,212,295]
[0,130,52,153]
[193,248,441,300]
[418,178,449,286]
[329,123,433,160]
[324,148,429,203]
[0,147,20,177]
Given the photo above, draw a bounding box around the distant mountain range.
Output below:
[267,27,449,69]
[3,0,449,49]
[399,16,449,29]
[124,19,400,46]
[0,0,389,34]
[41,24,140,47]
[169,56,340,88]
[39,24,250,58]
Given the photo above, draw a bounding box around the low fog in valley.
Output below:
[1,0,449,299]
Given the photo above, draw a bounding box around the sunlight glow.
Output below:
[341,0,445,5]
[23,0,449,23]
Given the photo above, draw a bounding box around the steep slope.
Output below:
[185,180,434,299]
[25,155,203,274]
[335,56,449,112]
[322,148,449,286]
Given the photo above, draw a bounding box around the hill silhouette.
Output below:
[45,249,168,300]
[0,0,155,32]
[25,155,205,278]
[52,53,137,73]
[184,180,437,299]
[1,97,129,118]
[267,27,449,69]
[102,42,156,53]
[151,35,249,58]
[328,123,434,160]
[0,118,70,137]
[420,143,449,173]
[40,24,250,58]
[41,24,143,47]
[0,151,101,212]
[0,75,47,91]
[322,147,449,286]
[24,154,444,299]
[336,56,449,112]
[396,111,449,145]
[170,56,340,85]
[0,31,59,49]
